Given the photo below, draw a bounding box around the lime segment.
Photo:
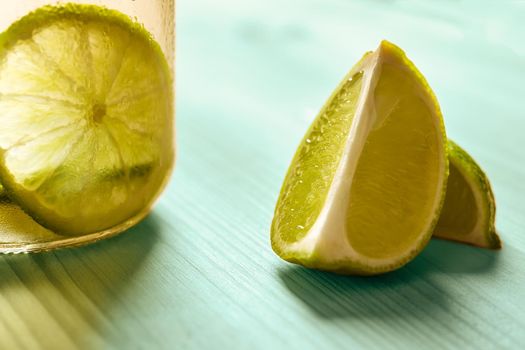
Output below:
[346,61,445,260]
[275,71,364,244]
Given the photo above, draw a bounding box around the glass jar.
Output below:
[0,0,175,253]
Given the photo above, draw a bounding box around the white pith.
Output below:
[281,44,447,268]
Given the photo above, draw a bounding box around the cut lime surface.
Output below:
[0,4,173,235]
[271,41,448,275]
[434,141,500,249]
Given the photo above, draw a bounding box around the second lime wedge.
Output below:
[433,141,501,249]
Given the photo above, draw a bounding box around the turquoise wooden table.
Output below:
[1,0,525,348]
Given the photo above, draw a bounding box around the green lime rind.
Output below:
[0,3,174,236]
[434,140,501,249]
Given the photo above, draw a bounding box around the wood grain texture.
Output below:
[1,0,525,349]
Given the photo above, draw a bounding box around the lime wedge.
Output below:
[0,4,173,235]
[271,41,448,275]
[433,141,501,249]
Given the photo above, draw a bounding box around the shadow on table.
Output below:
[278,239,500,320]
[422,238,500,273]
[0,212,166,347]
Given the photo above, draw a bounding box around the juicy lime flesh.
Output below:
[435,157,478,238]
[0,7,173,235]
[273,72,363,243]
[346,62,443,260]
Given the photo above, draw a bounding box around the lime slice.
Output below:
[271,41,448,275]
[433,140,501,249]
[0,4,173,235]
